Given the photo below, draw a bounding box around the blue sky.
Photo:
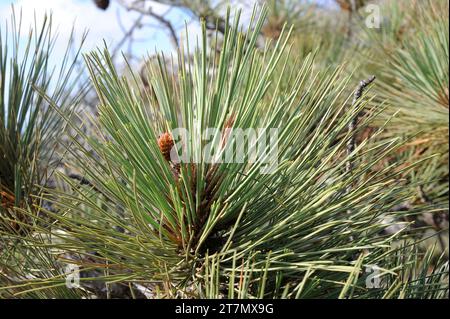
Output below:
[0,0,192,59]
[0,0,336,66]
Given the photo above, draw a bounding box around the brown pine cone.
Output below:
[158,132,174,162]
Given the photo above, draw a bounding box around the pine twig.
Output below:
[346,75,376,176]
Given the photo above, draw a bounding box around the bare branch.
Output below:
[346,75,376,175]
[118,0,180,48]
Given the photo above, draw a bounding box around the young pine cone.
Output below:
[158,132,174,162]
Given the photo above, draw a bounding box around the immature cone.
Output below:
[158,132,174,162]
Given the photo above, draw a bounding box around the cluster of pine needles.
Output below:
[0,1,448,299]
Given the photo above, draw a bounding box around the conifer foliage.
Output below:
[0,2,448,299]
